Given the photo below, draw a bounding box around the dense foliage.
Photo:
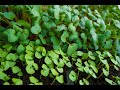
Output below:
[0,5,120,85]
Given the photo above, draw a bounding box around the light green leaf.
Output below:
[3,44,12,52]
[57,24,66,31]
[17,44,25,54]
[25,54,33,60]
[17,20,31,29]
[33,63,38,70]
[3,12,15,20]
[100,19,106,31]
[0,71,9,81]
[57,59,64,68]
[82,53,88,60]
[35,51,42,59]
[114,20,120,29]
[88,51,95,60]
[12,78,23,85]
[51,68,59,76]
[83,78,89,85]
[45,56,52,65]
[77,51,84,56]
[29,76,39,84]
[3,82,10,85]
[56,75,64,84]
[6,53,18,61]
[103,68,109,76]
[26,65,35,74]
[79,80,84,85]
[8,34,18,43]
[69,71,77,82]
[105,78,116,85]
[61,30,69,42]
[31,23,41,34]
[67,43,78,56]
[12,66,21,74]
[68,23,76,32]
[57,67,63,73]
[66,62,72,67]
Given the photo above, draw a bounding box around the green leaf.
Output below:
[41,64,49,77]
[56,75,64,84]
[85,19,93,29]
[6,53,18,61]
[31,5,40,17]
[17,20,31,29]
[100,19,106,31]
[12,66,21,74]
[48,51,59,65]
[57,24,66,31]
[3,82,10,85]
[39,34,46,44]
[3,44,12,52]
[35,51,42,59]
[33,63,38,70]
[0,71,9,81]
[67,43,78,56]
[57,59,65,68]
[42,16,49,22]
[35,82,43,85]
[1,61,16,71]
[51,37,60,50]
[54,9,59,19]
[69,71,77,82]
[79,80,84,85]
[88,51,95,60]
[104,30,111,39]
[90,65,98,73]
[26,65,35,74]
[77,51,84,56]
[12,78,23,85]
[105,78,116,85]
[0,49,8,58]
[29,76,39,84]
[57,67,63,73]
[82,53,88,60]
[25,54,33,60]
[83,78,89,85]
[66,62,72,67]
[45,56,52,65]
[68,23,76,32]
[31,23,41,34]
[17,44,25,54]
[8,34,18,43]
[61,30,69,42]
[114,20,120,29]
[3,12,15,20]
[51,68,59,76]
[103,68,109,76]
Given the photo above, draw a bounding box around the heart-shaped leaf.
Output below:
[56,75,64,84]
[12,78,23,85]
[31,23,41,34]
[67,43,78,56]
[3,12,15,20]
[69,71,77,82]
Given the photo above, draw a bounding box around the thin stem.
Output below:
[51,78,56,85]
[86,74,91,80]
[97,72,103,79]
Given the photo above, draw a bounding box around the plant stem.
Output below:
[97,72,103,79]
[51,78,56,85]
[86,74,91,80]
